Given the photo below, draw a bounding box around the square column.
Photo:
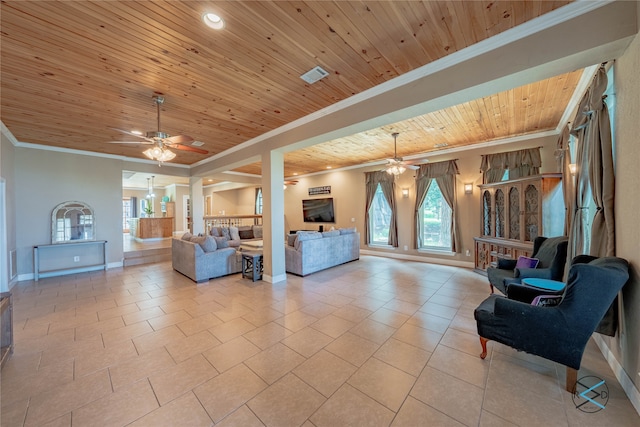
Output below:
[189,177,204,235]
[262,150,287,283]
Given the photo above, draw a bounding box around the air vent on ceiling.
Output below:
[191,140,205,147]
[300,66,329,84]
[434,142,449,148]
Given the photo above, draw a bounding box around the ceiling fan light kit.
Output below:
[143,147,176,164]
[386,164,407,176]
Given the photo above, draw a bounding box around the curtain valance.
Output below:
[416,160,460,180]
[479,148,541,172]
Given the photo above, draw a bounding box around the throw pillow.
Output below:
[200,236,217,252]
[252,225,263,238]
[322,230,340,238]
[339,227,356,235]
[239,229,254,239]
[229,226,241,241]
[516,256,539,269]
[286,233,298,246]
[181,232,193,241]
[221,227,231,240]
[210,227,221,237]
[213,236,229,248]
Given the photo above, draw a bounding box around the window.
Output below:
[419,182,452,250]
[255,188,263,214]
[368,184,392,245]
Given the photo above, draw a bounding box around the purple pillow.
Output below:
[516,256,539,269]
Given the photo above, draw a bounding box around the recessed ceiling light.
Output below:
[203,13,225,30]
[131,130,143,135]
[326,166,332,169]
[293,172,298,176]
[207,179,213,182]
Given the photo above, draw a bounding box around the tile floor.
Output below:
[1,256,638,426]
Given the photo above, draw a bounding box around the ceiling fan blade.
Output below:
[169,144,208,154]
[406,165,420,170]
[106,140,154,145]
[109,127,148,139]
[165,134,194,144]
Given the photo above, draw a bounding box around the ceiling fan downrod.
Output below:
[392,132,399,159]
[147,96,168,140]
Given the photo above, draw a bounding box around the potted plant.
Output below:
[143,205,154,217]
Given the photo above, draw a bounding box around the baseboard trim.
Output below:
[263,273,287,284]
[360,250,475,269]
[592,334,640,416]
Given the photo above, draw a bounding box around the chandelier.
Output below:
[143,145,176,165]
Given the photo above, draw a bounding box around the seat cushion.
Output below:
[487,267,516,294]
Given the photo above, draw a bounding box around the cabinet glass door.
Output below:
[482,190,492,236]
[495,189,505,238]
[524,184,539,241]
[508,186,520,240]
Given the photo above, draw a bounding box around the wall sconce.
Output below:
[402,188,409,198]
[568,163,577,176]
[464,183,473,194]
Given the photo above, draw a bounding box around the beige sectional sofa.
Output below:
[285,229,360,276]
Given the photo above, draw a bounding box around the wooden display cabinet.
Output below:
[474,174,564,274]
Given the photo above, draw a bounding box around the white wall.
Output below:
[607,31,640,398]
[14,148,124,275]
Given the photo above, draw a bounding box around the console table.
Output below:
[34,240,107,281]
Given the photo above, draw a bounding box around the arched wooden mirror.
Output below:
[51,201,95,244]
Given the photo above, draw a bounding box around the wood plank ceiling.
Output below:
[1,1,576,178]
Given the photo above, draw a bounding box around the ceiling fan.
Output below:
[382,132,420,175]
[108,95,208,165]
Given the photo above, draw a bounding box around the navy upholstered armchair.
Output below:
[474,256,629,392]
[487,236,568,294]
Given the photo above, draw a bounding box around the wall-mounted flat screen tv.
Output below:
[302,198,335,223]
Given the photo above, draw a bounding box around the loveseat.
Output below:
[285,229,360,276]
[172,234,242,283]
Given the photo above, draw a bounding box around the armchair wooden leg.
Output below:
[489,284,494,294]
[479,337,489,359]
[566,367,578,393]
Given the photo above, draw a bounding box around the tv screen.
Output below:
[302,198,335,223]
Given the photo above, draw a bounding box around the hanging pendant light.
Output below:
[146,176,156,199]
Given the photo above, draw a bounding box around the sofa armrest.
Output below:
[497,258,517,270]
[505,283,550,303]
